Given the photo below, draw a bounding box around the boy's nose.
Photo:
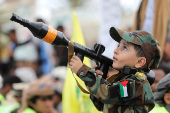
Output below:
[114,48,119,55]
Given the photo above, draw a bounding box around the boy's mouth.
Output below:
[113,56,117,61]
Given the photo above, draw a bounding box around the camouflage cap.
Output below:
[109,27,161,71]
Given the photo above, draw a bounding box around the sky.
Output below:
[0,0,4,4]
[34,0,142,21]
[0,0,142,13]
[120,0,142,14]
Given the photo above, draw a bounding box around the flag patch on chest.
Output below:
[119,80,129,98]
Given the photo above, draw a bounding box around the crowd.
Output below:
[0,17,68,113]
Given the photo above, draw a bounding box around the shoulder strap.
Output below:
[68,41,92,94]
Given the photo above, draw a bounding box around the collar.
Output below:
[108,66,145,84]
[121,66,144,75]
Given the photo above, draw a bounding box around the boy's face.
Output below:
[112,39,139,70]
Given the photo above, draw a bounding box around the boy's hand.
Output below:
[94,65,119,79]
[94,65,103,78]
[69,55,83,74]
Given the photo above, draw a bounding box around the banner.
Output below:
[62,12,102,113]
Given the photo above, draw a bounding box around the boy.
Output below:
[69,27,161,113]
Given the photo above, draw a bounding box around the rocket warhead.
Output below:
[10,13,69,46]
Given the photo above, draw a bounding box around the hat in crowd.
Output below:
[18,75,54,112]
[51,66,67,81]
[154,73,170,106]
[14,67,37,83]
[26,75,54,99]
[13,42,38,62]
[109,27,161,71]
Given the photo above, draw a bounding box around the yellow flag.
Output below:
[62,12,102,113]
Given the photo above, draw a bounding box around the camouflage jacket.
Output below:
[76,65,155,113]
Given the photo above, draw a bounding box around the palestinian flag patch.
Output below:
[119,80,129,98]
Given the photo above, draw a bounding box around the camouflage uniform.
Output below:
[76,27,161,113]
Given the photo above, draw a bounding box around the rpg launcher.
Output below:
[10,13,155,85]
[10,13,112,79]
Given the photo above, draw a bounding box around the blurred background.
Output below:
[0,0,142,84]
[1,0,170,113]
[0,0,141,48]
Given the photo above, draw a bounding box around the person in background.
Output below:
[13,36,40,79]
[0,27,10,77]
[0,75,22,103]
[54,25,68,67]
[150,70,165,92]
[156,8,170,76]
[149,73,170,113]
[51,66,67,82]
[7,28,42,78]
[36,18,56,75]
[18,75,58,113]
[7,29,18,75]
[8,29,17,53]
[151,6,170,90]
[0,83,28,113]
[14,66,37,83]
[10,83,29,113]
[53,83,63,113]
[51,66,67,113]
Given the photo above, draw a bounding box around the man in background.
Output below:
[54,25,68,67]
[18,75,58,113]
[0,28,10,77]
[150,73,170,113]
[0,75,22,103]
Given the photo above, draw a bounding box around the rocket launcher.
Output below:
[10,13,155,85]
[10,13,112,79]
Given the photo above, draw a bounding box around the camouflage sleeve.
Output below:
[90,95,104,111]
[77,65,154,109]
[77,64,136,105]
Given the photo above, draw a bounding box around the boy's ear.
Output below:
[135,57,146,69]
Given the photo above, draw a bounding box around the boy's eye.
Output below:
[123,46,127,50]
